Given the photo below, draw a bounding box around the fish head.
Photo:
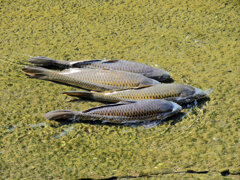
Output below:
[156,99,181,112]
[177,86,208,104]
[192,87,208,100]
[156,100,182,119]
[145,69,171,82]
[187,87,207,101]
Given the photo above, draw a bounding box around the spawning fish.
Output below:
[22,66,159,91]
[44,99,182,124]
[28,56,171,82]
[64,83,208,105]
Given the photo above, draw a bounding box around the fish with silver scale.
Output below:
[22,56,210,125]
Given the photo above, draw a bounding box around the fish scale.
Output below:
[97,84,190,100]
[28,56,171,82]
[22,66,160,91]
[64,83,207,105]
[86,100,168,117]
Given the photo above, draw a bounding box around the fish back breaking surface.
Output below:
[28,57,171,81]
[64,84,207,104]
[44,99,182,124]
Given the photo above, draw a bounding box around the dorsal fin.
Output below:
[82,101,135,113]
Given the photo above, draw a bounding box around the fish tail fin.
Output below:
[63,91,95,100]
[22,66,54,79]
[44,110,78,121]
[28,56,70,69]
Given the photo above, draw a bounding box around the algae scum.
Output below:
[1,0,239,179]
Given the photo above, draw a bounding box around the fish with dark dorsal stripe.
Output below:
[64,84,207,105]
[44,99,182,124]
[22,66,160,91]
[28,56,171,82]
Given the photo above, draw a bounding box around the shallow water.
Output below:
[1,0,239,179]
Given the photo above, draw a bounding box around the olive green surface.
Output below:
[0,0,239,179]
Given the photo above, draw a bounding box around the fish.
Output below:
[28,56,171,82]
[44,99,182,124]
[22,66,160,91]
[64,83,208,105]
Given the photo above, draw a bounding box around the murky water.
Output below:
[1,0,239,179]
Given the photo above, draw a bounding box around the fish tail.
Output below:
[63,91,95,100]
[28,56,70,69]
[22,66,54,79]
[44,110,78,121]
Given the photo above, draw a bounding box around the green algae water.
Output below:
[1,0,239,179]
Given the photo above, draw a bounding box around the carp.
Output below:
[28,56,171,82]
[64,83,208,104]
[44,99,182,124]
[22,66,160,91]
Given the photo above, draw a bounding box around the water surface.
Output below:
[0,0,239,179]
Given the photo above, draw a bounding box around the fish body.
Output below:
[28,56,171,82]
[22,66,159,91]
[44,99,182,124]
[64,84,207,104]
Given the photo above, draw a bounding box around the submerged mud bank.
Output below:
[0,0,239,179]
